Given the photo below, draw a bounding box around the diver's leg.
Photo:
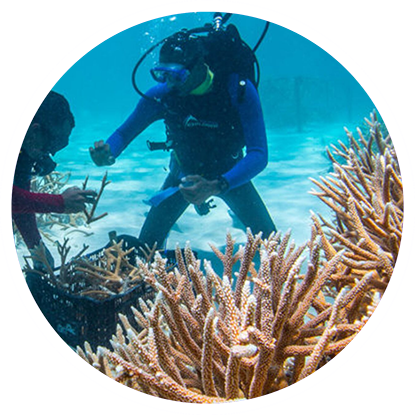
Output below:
[138,190,189,249]
[221,181,276,238]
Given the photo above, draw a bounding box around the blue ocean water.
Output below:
[21,12,377,261]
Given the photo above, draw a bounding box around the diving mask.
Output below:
[150,64,190,87]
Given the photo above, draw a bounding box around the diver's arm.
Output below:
[105,84,168,159]
[12,183,95,256]
[12,185,65,214]
[221,75,268,190]
[12,186,63,251]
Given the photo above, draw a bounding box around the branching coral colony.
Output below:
[76,112,401,403]
[23,238,150,299]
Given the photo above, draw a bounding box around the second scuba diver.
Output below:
[13,91,97,270]
[90,29,276,250]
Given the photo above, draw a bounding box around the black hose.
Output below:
[253,21,270,53]
[131,37,168,100]
[222,13,233,25]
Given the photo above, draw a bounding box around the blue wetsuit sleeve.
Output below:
[222,75,268,190]
[106,84,167,158]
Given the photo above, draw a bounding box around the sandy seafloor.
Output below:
[15,117,345,269]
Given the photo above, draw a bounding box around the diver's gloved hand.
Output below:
[89,140,115,166]
[29,241,55,273]
[179,175,222,205]
[62,186,97,213]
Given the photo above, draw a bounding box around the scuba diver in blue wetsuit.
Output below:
[90,15,276,250]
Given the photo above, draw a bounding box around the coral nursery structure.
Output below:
[24,238,149,299]
[75,113,401,402]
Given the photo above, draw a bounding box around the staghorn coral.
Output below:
[24,238,154,300]
[310,112,401,293]
[81,171,111,224]
[69,240,149,298]
[77,230,375,402]
[75,112,400,402]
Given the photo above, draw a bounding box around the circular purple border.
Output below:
[2,5,412,410]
